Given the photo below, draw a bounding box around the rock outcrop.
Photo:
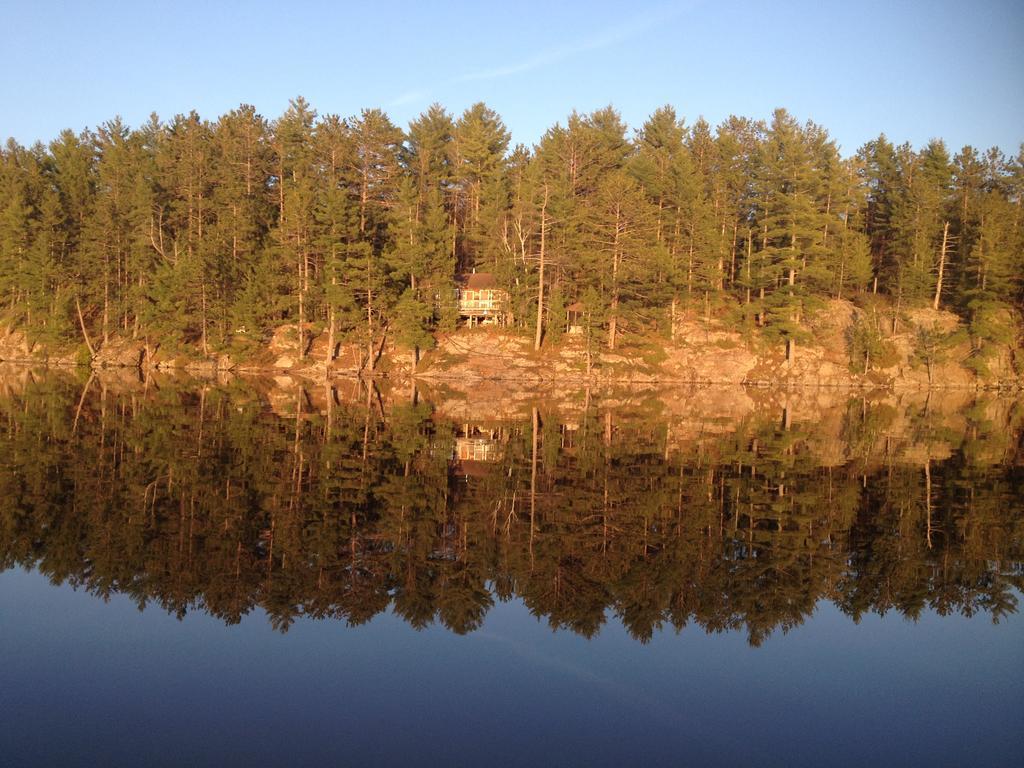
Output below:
[2,300,1020,390]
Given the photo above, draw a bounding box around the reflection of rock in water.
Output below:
[0,369,1021,643]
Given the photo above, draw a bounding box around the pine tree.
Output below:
[0,99,1020,370]
[85,117,142,348]
[751,110,831,362]
[391,288,434,368]
[714,116,762,294]
[0,141,36,329]
[344,108,403,370]
[272,97,318,359]
[684,117,728,314]
[581,169,658,349]
[450,103,509,271]
[46,129,95,349]
[855,134,899,293]
[632,107,693,331]
[959,151,1021,375]
[405,103,454,212]
[210,105,274,342]
[825,160,873,300]
[890,139,952,309]
[313,113,358,363]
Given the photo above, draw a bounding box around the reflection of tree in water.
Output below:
[0,376,1021,646]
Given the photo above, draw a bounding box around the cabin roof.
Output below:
[456,272,499,290]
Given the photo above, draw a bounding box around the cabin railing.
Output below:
[459,298,502,311]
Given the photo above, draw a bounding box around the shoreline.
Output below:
[3,299,1022,393]
[0,355,1020,393]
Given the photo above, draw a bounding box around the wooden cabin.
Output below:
[456,272,507,325]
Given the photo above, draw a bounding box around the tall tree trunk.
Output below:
[585,316,593,376]
[745,229,753,306]
[75,297,96,358]
[933,220,949,311]
[729,222,738,287]
[534,185,548,352]
[326,306,337,367]
[366,285,374,374]
[103,256,110,347]
[201,283,209,356]
[359,168,368,236]
[297,244,305,360]
[608,204,621,351]
[718,222,726,291]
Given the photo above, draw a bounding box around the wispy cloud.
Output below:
[388,88,431,107]
[386,2,690,110]
[455,4,687,83]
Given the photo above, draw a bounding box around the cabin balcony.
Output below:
[454,274,508,324]
[458,298,504,317]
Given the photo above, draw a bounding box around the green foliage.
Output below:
[965,304,1017,379]
[912,323,965,382]
[0,101,1019,371]
[545,285,566,345]
[391,289,434,353]
[848,307,898,373]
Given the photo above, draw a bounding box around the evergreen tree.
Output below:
[450,103,510,271]
[314,113,358,363]
[890,139,952,309]
[856,134,899,293]
[751,110,832,361]
[0,100,1020,370]
[272,97,318,358]
[210,105,274,340]
[344,108,404,370]
[581,169,659,349]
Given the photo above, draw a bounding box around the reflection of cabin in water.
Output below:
[456,272,507,326]
[452,424,508,479]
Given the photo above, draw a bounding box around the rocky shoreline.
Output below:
[2,300,1021,392]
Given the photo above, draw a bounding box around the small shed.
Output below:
[566,302,585,334]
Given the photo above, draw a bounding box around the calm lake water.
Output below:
[0,370,1021,767]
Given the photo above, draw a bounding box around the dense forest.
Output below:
[1,100,1022,368]
[1,376,1021,644]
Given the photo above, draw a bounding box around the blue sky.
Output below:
[2,0,1022,156]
